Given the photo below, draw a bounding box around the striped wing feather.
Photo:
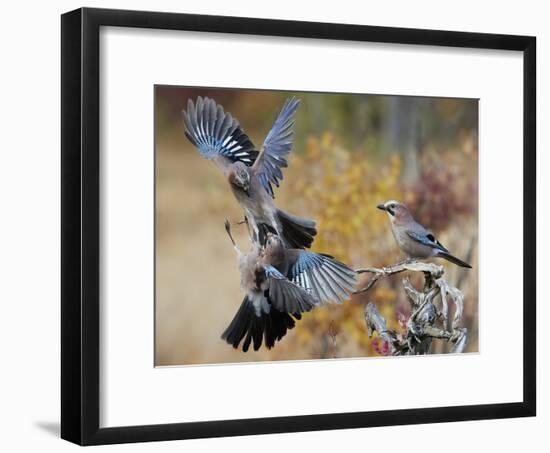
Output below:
[288,251,356,304]
[182,96,258,165]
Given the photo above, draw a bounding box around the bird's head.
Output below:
[264,232,283,252]
[228,162,250,196]
[262,232,285,262]
[377,200,412,224]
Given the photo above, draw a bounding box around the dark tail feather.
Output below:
[437,251,472,268]
[221,297,298,352]
[257,223,277,247]
[276,209,317,249]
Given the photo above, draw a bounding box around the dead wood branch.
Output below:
[360,259,468,355]
[355,260,444,294]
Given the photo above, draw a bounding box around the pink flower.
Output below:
[372,338,391,356]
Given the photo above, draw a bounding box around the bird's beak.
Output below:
[244,185,250,197]
[377,203,386,211]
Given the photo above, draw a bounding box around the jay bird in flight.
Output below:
[377,200,472,268]
[222,220,356,352]
[182,96,317,249]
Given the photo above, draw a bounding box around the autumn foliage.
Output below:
[155,87,478,365]
[270,131,477,360]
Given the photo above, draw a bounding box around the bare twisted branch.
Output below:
[360,259,468,355]
[355,260,444,294]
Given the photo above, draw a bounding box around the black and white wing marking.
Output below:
[182,96,258,165]
[264,265,318,314]
[288,251,356,304]
[406,230,449,253]
[252,97,300,197]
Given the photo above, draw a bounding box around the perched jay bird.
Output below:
[182,96,317,249]
[377,200,472,268]
[222,220,356,352]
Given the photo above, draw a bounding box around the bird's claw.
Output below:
[224,219,237,247]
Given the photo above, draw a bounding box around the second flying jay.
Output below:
[222,220,356,352]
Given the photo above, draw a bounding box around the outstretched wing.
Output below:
[287,251,357,304]
[406,230,449,253]
[182,97,258,165]
[252,97,300,197]
[264,265,318,314]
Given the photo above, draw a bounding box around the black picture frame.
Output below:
[61,7,536,446]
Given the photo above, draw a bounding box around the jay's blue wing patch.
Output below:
[253,97,300,198]
[264,265,318,314]
[264,265,286,280]
[288,251,356,304]
[406,231,449,253]
[182,97,258,165]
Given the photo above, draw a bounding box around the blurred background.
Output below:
[155,86,478,366]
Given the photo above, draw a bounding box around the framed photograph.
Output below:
[61,7,536,445]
